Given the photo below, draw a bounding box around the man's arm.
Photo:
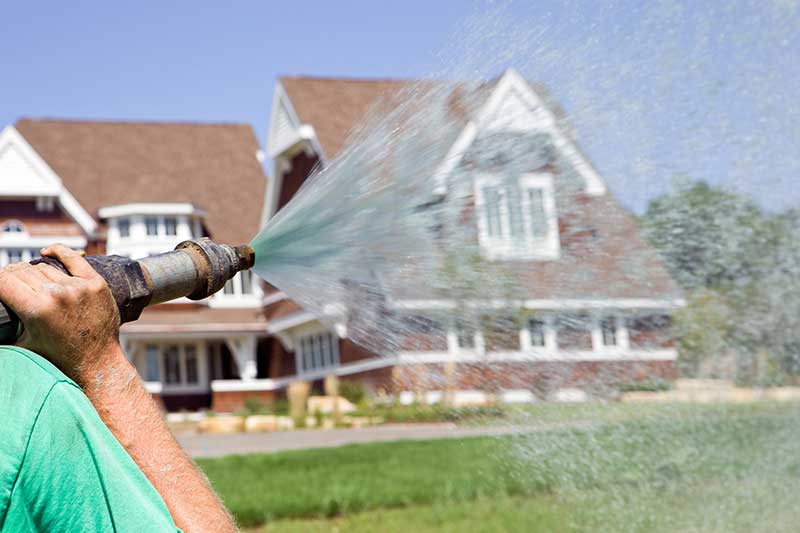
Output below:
[0,245,237,533]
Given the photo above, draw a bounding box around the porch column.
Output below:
[225,335,258,381]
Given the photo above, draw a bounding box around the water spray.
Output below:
[0,238,255,343]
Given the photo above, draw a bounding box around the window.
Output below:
[164,217,178,236]
[0,249,40,267]
[527,318,546,347]
[1,220,25,233]
[223,278,236,295]
[185,345,199,384]
[456,320,476,349]
[601,317,617,346]
[164,345,181,384]
[117,218,130,238]
[483,186,503,237]
[476,174,558,259]
[6,249,22,264]
[145,345,160,381]
[296,331,340,374]
[145,217,159,236]
[240,270,253,294]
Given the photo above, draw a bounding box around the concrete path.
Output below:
[178,422,590,458]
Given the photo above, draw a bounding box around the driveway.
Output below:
[178,421,591,458]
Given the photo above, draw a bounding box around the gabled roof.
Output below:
[278,73,570,162]
[15,119,268,244]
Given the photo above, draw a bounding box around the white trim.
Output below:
[211,355,397,392]
[474,172,560,260]
[0,126,97,236]
[262,291,288,306]
[392,298,686,311]
[98,203,206,218]
[266,311,318,334]
[0,235,87,249]
[263,81,329,226]
[144,382,163,394]
[396,349,677,363]
[478,69,605,195]
[432,122,477,196]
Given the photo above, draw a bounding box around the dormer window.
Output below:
[1,220,25,234]
[475,173,559,260]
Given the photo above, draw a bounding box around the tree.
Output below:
[642,179,766,291]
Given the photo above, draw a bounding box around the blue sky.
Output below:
[2,1,798,212]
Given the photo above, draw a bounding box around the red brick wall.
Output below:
[277,151,320,212]
[211,390,276,413]
[386,360,677,395]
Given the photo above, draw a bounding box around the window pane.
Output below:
[7,249,22,264]
[601,317,617,346]
[223,278,235,295]
[483,186,503,238]
[241,270,253,294]
[118,218,130,238]
[528,318,546,347]
[164,217,177,236]
[3,221,24,233]
[456,321,476,349]
[164,345,181,384]
[145,345,160,381]
[507,188,524,240]
[528,188,548,238]
[185,345,198,384]
[145,217,159,236]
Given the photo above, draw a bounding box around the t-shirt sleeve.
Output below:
[3,381,180,532]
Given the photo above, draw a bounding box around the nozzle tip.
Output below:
[235,245,256,270]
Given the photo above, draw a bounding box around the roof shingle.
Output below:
[16,119,267,244]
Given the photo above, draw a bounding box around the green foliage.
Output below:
[642,179,767,291]
[338,380,368,406]
[271,399,289,416]
[643,179,800,384]
[617,378,673,393]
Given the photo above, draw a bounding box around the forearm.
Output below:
[80,344,237,533]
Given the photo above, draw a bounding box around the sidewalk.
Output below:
[178,421,593,458]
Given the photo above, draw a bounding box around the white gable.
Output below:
[0,125,97,235]
[0,127,61,196]
[436,68,606,196]
[483,84,554,133]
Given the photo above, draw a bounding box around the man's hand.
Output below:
[0,244,121,386]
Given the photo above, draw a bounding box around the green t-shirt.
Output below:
[0,346,179,532]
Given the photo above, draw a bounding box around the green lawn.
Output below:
[198,402,800,531]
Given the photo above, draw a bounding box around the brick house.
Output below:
[0,119,268,410]
[238,68,684,406]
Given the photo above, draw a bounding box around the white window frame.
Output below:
[0,248,40,267]
[137,341,208,393]
[474,172,560,260]
[1,220,26,234]
[294,329,340,376]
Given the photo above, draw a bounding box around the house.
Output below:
[228,68,685,407]
[0,119,268,410]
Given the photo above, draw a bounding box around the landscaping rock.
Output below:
[198,415,245,434]
[276,416,295,430]
[307,395,356,414]
[245,415,279,433]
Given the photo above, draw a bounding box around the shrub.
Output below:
[618,379,673,393]
[339,380,368,405]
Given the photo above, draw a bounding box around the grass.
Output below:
[198,402,800,530]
